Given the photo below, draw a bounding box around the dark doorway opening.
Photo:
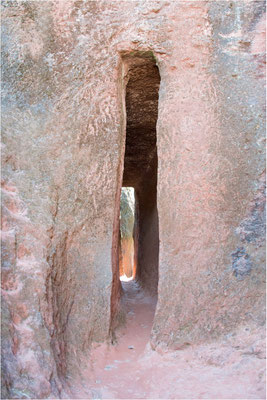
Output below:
[121,52,160,295]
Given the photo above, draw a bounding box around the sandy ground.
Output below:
[65,280,265,399]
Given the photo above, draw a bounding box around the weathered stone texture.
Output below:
[152,0,266,349]
[1,1,265,398]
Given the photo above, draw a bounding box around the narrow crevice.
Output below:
[110,51,160,337]
[122,52,160,295]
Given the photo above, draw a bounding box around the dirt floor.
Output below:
[66,280,266,399]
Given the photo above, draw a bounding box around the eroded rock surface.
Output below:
[1,1,265,398]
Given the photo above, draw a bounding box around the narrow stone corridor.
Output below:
[1,2,265,398]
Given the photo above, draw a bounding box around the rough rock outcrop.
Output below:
[1,1,265,398]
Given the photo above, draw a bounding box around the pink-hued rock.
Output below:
[120,237,135,278]
[69,280,265,399]
[1,1,265,398]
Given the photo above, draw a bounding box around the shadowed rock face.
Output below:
[1,0,265,398]
[123,54,160,188]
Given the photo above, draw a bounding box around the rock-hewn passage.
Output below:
[1,1,265,398]
[122,52,160,294]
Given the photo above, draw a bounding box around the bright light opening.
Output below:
[119,187,135,282]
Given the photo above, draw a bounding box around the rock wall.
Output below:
[152,0,266,350]
[119,188,135,278]
[1,1,265,398]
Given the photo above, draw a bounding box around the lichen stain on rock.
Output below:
[231,247,252,279]
[236,176,266,245]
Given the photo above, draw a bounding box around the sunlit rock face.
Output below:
[1,0,265,398]
[119,188,135,279]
